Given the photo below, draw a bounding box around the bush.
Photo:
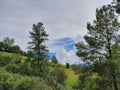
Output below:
[0,56,10,67]
[5,64,20,73]
[53,68,67,85]
[0,68,52,90]
[71,64,81,74]
[66,63,70,69]
[15,77,52,90]
[46,75,65,90]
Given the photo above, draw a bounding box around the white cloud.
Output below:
[49,36,85,65]
[56,48,82,65]
[0,0,113,64]
[0,0,112,51]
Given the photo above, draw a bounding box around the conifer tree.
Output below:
[28,22,49,65]
[76,5,120,90]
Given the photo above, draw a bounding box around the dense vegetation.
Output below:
[75,2,120,90]
[0,0,120,90]
[0,51,79,90]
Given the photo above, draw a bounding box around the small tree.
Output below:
[66,63,70,69]
[0,37,14,52]
[28,22,49,65]
[3,37,14,47]
[51,56,58,64]
[53,68,67,85]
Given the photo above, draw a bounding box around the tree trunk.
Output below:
[111,66,118,90]
[106,29,118,90]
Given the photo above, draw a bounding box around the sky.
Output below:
[0,0,113,64]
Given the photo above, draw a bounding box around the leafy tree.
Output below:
[0,42,5,51]
[9,45,23,54]
[28,22,49,65]
[3,37,14,47]
[51,56,58,64]
[76,5,120,90]
[0,37,23,54]
[0,41,9,52]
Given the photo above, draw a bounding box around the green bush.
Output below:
[0,56,10,67]
[53,68,67,85]
[66,63,70,69]
[0,68,52,90]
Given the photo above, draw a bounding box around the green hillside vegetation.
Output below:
[1,1,120,89]
[64,68,78,89]
[0,51,120,90]
[0,51,78,90]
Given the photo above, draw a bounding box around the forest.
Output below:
[0,0,120,90]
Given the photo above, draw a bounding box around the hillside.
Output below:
[0,51,78,90]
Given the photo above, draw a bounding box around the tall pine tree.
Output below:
[76,5,120,90]
[28,22,49,65]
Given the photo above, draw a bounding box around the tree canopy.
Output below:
[76,5,120,62]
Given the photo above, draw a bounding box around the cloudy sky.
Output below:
[0,0,113,64]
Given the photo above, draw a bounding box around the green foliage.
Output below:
[15,77,52,90]
[73,59,120,90]
[75,5,120,90]
[46,75,66,90]
[51,56,58,64]
[0,37,23,54]
[64,68,78,90]
[0,51,80,90]
[66,63,70,69]
[28,22,49,65]
[9,45,23,54]
[0,41,9,52]
[3,37,14,47]
[0,52,23,67]
[37,61,50,77]
[92,60,120,90]
[0,56,10,67]
[0,68,52,90]
[76,5,120,62]
[71,64,81,74]
[53,67,67,85]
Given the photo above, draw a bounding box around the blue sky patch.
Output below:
[48,52,56,57]
[52,37,75,51]
[53,38,74,45]
[64,44,74,51]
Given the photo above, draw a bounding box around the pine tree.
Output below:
[76,5,120,90]
[76,6,120,62]
[28,22,49,65]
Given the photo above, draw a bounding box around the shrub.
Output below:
[53,68,67,85]
[66,63,70,69]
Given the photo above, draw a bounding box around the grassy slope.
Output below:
[50,65,78,90]
[64,68,78,90]
[0,51,27,62]
[0,51,78,89]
